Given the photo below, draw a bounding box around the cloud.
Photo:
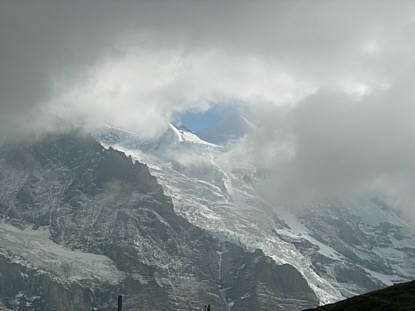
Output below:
[2,0,414,137]
[1,1,415,213]
[250,73,415,213]
[46,49,307,138]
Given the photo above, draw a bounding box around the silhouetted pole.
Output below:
[207,304,211,311]
[118,295,122,311]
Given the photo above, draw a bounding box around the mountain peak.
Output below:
[167,122,218,147]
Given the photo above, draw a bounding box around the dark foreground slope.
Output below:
[304,280,415,311]
[0,132,318,311]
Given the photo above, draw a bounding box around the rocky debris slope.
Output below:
[0,132,318,311]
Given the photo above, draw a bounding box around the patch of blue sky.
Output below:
[174,103,243,132]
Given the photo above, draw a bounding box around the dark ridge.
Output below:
[303,280,415,311]
[1,131,163,194]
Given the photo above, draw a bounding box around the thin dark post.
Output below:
[118,295,122,311]
[207,304,210,311]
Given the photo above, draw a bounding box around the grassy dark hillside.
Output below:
[304,280,415,311]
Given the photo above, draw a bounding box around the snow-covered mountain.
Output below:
[0,132,318,310]
[3,123,411,310]
[97,123,415,305]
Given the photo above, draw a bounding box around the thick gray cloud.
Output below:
[251,72,415,213]
[2,0,414,136]
[0,1,126,138]
[1,1,415,213]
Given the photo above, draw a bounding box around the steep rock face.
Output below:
[296,202,415,295]
[0,132,318,310]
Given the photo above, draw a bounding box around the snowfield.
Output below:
[0,221,125,284]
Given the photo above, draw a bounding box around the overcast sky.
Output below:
[1,1,415,212]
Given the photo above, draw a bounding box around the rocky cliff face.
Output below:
[0,132,318,310]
